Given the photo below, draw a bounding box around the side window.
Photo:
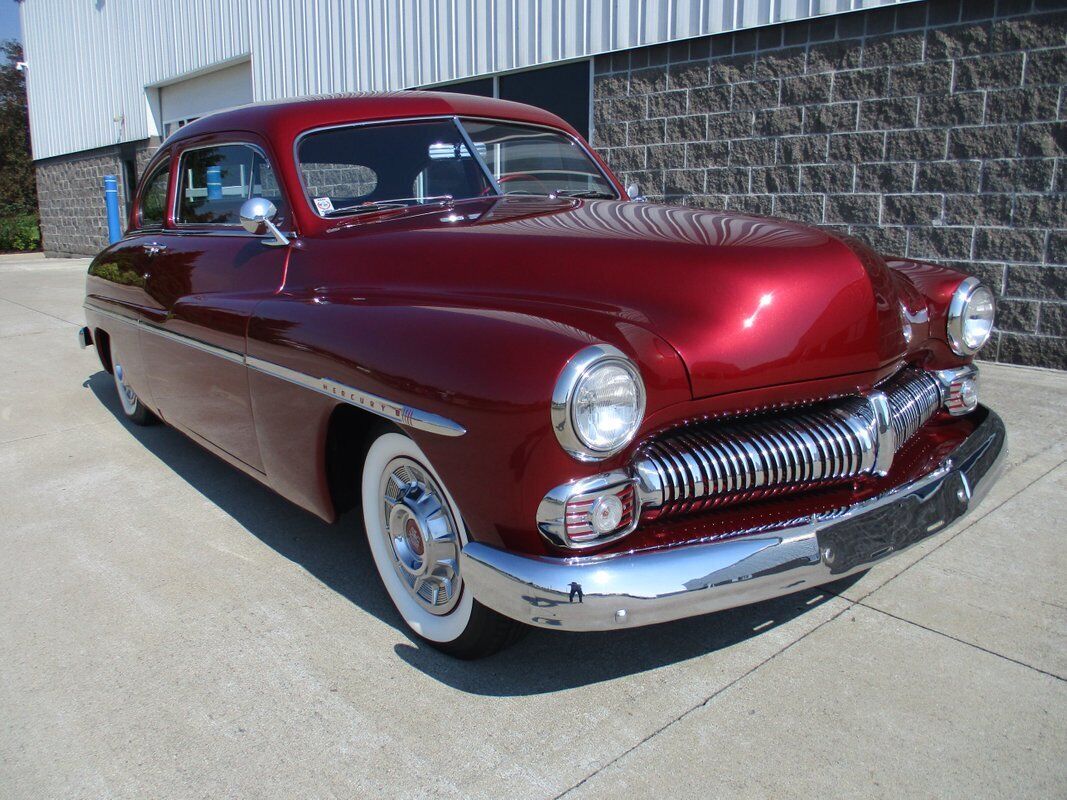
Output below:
[177,144,285,226]
[138,162,170,229]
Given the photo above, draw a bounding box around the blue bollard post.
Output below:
[206,165,223,200]
[103,175,121,244]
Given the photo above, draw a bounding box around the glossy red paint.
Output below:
[84,93,980,560]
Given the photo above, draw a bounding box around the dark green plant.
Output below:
[0,39,35,219]
[0,213,40,250]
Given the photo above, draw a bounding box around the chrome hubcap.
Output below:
[114,363,138,413]
[380,457,462,615]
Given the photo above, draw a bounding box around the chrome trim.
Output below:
[934,364,980,416]
[462,407,1006,631]
[172,141,286,232]
[83,302,466,438]
[550,343,646,462]
[84,303,137,328]
[77,326,93,349]
[947,276,995,356]
[634,368,943,514]
[536,470,637,548]
[867,390,895,476]
[140,321,245,365]
[244,356,466,438]
[452,116,501,195]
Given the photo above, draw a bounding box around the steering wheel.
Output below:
[481,172,550,196]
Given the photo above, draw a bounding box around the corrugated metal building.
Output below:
[22,0,913,245]
[18,1,1067,368]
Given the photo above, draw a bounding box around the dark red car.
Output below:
[81,92,1005,658]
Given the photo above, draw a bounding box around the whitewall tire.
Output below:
[361,428,524,658]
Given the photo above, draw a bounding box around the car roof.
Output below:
[163,91,580,147]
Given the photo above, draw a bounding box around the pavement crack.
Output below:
[0,294,81,327]
[552,601,856,799]
[857,603,1066,683]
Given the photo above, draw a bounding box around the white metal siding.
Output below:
[22,0,916,161]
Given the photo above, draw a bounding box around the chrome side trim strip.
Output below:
[140,321,245,365]
[83,302,466,438]
[244,356,466,438]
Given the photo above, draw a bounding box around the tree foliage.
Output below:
[0,39,36,218]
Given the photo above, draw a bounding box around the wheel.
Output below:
[112,355,156,426]
[361,429,525,658]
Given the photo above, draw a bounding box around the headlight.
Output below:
[552,344,646,461]
[947,277,996,356]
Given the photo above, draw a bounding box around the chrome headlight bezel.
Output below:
[946,277,996,356]
[551,344,646,462]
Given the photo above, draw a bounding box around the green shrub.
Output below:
[0,214,41,251]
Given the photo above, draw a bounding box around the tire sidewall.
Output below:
[361,431,474,643]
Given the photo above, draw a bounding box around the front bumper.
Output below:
[460,407,1006,631]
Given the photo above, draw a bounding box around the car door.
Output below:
[140,137,292,473]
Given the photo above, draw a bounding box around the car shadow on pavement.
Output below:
[86,369,860,696]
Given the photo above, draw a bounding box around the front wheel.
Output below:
[112,354,156,426]
[361,429,525,659]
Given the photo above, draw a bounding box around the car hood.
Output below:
[318,197,908,399]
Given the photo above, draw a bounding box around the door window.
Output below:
[176,144,285,226]
[138,162,170,228]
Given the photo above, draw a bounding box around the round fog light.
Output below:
[590,495,624,535]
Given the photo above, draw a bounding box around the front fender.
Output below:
[246,292,689,555]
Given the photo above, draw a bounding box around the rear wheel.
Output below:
[361,429,525,658]
[112,354,156,426]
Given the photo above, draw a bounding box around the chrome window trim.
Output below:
[83,302,466,438]
[171,141,284,231]
[946,276,995,356]
[452,115,501,195]
[551,343,646,462]
[133,157,172,233]
[293,113,619,219]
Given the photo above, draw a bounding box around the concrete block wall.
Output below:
[34,141,155,257]
[592,0,1067,370]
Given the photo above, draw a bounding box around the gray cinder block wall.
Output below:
[592,0,1066,370]
[34,142,155,258]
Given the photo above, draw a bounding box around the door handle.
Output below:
[143,242,168,256]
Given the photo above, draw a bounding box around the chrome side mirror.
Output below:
[626,183,647,203]
[240,197,289,247]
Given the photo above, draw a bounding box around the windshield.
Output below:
[460,120,616,198]
[296,117,616,218]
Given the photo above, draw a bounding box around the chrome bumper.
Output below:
[460,407,1006,632]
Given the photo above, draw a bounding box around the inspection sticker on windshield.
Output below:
[314,197,335,214]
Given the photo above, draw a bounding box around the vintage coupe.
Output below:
[81,93,1005,657]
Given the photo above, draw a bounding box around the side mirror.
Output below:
[240,197,289,247]
[626,183,647,203]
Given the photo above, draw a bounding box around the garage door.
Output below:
[160,61,253,138]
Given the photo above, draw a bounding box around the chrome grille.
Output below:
[635,368,943,516]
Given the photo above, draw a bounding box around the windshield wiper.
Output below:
[322,195,453,218]
[550,189,616,199]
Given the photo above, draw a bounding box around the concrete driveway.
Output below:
[1,253,1064,799]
